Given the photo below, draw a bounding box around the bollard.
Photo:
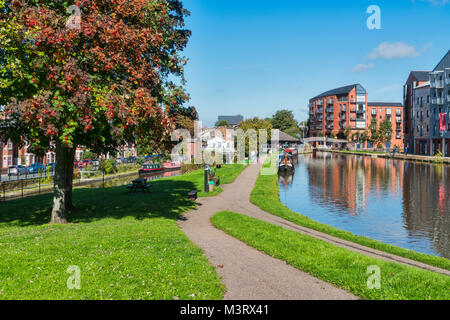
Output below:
[204,168,209,193]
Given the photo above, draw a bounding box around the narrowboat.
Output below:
[139,163,164,173]
[163,161,182,170]
[278,152,295,172]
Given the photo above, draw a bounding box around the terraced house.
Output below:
[367,103,404,149]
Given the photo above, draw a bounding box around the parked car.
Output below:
[78,159,94,169]
[27,163,45,174]
[8,165,28,176]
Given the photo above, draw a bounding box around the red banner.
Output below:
[440,113,446,131]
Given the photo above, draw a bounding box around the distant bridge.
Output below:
[302,137,348,144]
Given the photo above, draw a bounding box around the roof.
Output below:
[311,84,361,100]
[217,115,243,126]
[368,102,403,107]
[433,50,450,72]
[410,71,430,82]
[415,81,430,89]
[278,131,300,142]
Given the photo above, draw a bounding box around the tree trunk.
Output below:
[50,141,75,224]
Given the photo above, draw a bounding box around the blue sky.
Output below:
[181,0,450,126]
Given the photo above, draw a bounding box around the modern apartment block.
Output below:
[366,103,404,149]
[309,84,368,139]
[429,50,450,156]
[403,71,430,154]
[411,82,431,155]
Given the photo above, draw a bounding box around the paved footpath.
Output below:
[178,161,449,300]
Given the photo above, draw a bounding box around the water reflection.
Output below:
[280,152,450,258]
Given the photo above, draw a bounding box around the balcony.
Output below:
[432,97,444,105]
[340,115,346,120]
[446,77,450,85]
[431,79,444,89]
[326,116,334,121]
[396,117,402,123]
[340,106,346,112]
[350,108,356,113]
[327,99,334,105]
[326,124,334,129]
[317,108,323,114]
[326,107,334,113]
[355,109,365,114]
[316,100,324,106]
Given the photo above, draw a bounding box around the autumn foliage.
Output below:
[0,0,192,222]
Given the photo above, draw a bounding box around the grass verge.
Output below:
[0,164,245,299]
[250,164,450,271]
[211,211,450,300]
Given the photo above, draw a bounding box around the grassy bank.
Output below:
[0,164,245,299]
[211,211,450,300]
[250,163,450,271]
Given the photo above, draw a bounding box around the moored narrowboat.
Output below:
[139,163,164,173]
[163,161,182,170]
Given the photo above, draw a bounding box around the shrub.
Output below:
[99,159,118,175]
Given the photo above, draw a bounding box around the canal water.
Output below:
[278,152,450,258]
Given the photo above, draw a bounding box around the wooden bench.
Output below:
[188,190,198,201]
[127,179,152,193]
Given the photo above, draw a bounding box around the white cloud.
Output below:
[367,42,431,60]
[352,63,374,73]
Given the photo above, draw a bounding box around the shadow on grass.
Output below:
[0,180,197,227]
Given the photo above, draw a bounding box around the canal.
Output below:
[278,152,450,258]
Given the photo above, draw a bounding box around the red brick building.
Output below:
[309,84,368,139]
[366,103,404,149]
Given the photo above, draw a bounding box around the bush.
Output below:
[99,159,118,175]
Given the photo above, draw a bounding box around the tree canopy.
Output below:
[0,0,191,223]
[270,109,299,132]
[215,120,230,127]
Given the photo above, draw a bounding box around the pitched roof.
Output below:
[433,50,450,71]
[311,84,360,100]
[410,71,430,82]
[368,102,403,107]
[217,115,243,126]
[278,131,299,142]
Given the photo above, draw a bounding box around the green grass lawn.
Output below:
[0,164,245,300]
[250,162,450,271]
[211,211,450,300]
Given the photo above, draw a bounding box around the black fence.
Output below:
[0,161,142,202]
